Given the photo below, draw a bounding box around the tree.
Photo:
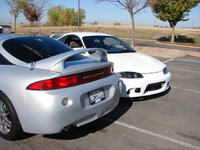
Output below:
[5,0,28,33]
[23,3,39,29]
[47,6,86,26]
[23,0,48,34]
[150,0,200,43]
[76,8,86,26]
[60,8,77,26]
[19,0,48,34]
[95,0,149,46]
[30,0,48,34]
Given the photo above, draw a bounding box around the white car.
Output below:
[50,32,171,98]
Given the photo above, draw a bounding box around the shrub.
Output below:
[113,22,121,26]
[157,35,195,43]
[91,21,98,25]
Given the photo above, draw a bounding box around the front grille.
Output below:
[145,81,165,93]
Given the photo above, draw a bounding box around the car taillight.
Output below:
[27,66,113,90]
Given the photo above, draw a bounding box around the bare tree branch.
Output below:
[23,0,49,34]
[4,0,29,33]
[95,0,149,46]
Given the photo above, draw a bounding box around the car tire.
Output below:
[0,92,23,140]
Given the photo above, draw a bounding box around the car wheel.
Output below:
[0,92,23,140]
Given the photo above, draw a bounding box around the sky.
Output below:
[0,0,200,28]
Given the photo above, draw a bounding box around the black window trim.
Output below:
[0,53,13,65]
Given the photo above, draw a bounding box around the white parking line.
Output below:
[169,67,200,74]
[163,58,174,64]
[171,86,200,94]
[162,58,200,73]
[105,118,200,150]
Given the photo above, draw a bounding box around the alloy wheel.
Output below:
[0,100,11,134]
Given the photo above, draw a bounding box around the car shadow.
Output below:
[43,98,133,140]
[43,88,171,140]
[13,133,36,141]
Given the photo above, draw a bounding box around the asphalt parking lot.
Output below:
[1,57,200,150]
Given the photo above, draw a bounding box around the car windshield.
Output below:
[50,33,65,40]
[3,36,85,63]
[82,36,135,53]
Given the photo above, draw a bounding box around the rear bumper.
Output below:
[16,74,120,134]
[120,71,171,98]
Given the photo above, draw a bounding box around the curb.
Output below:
[134,46,200,59]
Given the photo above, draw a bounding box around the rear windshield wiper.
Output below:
[22,44,44,58]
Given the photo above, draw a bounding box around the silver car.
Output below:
[0,34,120,140]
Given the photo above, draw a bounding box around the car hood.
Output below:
[107,52,165,73]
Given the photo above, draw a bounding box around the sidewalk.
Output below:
[135,46,200,58]
[131,39,200,58]
[136,39,200,52]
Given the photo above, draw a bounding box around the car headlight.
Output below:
[163,67,169,74]
[117,72,143,78]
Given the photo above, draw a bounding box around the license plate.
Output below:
[89,88,105,105]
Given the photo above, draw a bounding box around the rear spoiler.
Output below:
[33,48,107,72]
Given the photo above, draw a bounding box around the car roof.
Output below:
[0,34,31,41]
[63,32,113,38]
[0,25,11,27]
[0,34,50,42]
[0,34,17,41]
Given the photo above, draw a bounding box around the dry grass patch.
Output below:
[12,24,200,45]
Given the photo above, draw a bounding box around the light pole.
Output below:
[77,0,80,31]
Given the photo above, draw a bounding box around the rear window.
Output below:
[2,36,84,63]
